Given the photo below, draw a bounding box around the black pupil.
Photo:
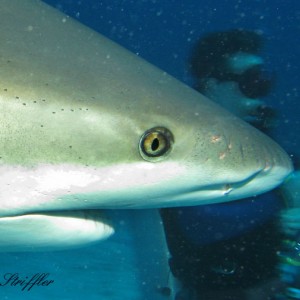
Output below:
[151,138,160,151]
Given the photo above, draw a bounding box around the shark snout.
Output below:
[220,137,293,200]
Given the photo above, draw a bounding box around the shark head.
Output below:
[0,0,293,251]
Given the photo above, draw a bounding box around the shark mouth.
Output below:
[0,160,292,252]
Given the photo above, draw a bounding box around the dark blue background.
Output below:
[43,0,300,160]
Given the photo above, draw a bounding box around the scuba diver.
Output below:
[189,29,276,132]
[161,29,300,300]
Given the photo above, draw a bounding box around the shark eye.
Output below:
[139,127,173,161]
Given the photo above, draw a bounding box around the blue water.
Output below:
[2,1,300,299]
[1,210,172,300]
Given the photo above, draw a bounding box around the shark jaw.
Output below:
[0,157,291,252]
[0,159,290,214]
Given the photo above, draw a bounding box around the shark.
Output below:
[0,0,293,253]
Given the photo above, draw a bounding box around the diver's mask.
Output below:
[224,53,275,99]
[222,53,277,131]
